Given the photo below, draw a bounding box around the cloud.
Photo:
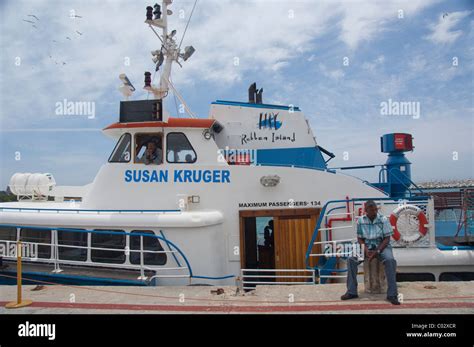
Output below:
[425,10,471,44]
[1,0,472,188]
[0,0,438,129]
[337,0,436,49]
[318,63,345,80]
[362,54,385,72]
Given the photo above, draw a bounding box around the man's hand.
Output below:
[365,248,376,261]
[367,251,377,261]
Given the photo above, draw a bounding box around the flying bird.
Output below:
[66,36,71,40]
[76,30,83,35]
[28,14,39,21]
[22,19,35,24]
[442,12,449,18]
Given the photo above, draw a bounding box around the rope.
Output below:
[178,0,198,51]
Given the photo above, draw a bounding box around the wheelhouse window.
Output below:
[109,133,131,163]
[135,133,163,165]
[91,230,126,264]
[166,132,197,163]
[20,228,51,259]
[58,229,87,262]
[130,230,167,265]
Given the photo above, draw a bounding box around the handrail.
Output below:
[0,228,191,278]
[305,196,430,271]
[0,223,236,282]
[0,207,181,213]
[255,162,328,172]
[240,268,315,289]
[379,167,427,197]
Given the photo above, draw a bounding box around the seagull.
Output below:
[28,14,39,21]
[72,15,82,18]
[76,30,83,35]
[442,12,449,18]
[22,19,35,24]
[66,36,71,40]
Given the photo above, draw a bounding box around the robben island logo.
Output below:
[258,112,282,130]
[241,112,295,145]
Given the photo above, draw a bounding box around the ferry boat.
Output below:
[0,0,472,287]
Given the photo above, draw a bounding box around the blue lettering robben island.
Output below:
[124,169,231,183]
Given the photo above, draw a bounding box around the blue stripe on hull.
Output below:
[0,270,148,286]
[256,146,327,169]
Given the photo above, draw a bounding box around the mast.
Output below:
[144,1,196,103]
[118,1,197,121]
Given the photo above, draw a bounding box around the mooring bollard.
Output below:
[5,241,33,309]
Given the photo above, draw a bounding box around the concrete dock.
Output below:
[1,281,473,314]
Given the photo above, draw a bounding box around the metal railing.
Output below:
[0,225,192,283]
[0,207,181,214]
[240,268,316,290]
[305,196,432,282]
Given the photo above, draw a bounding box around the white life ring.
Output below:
[389,204,428,243]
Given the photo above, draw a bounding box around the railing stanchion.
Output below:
[138,235,146,280]
[5,241,33,309]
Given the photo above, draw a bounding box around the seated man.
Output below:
[341,199,401,305]
[137,140,162,165]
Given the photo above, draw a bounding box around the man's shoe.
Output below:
[387,296,401,305]
[341,293,359,300]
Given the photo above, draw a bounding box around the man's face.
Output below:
[147,142,157,154]
[365,204,378,219]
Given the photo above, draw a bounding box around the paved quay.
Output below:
[1,281,473,314]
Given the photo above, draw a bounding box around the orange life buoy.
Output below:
[390,205,428,242]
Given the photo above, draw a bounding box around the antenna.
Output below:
[143,0,196,102]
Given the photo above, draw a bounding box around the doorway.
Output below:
[239,208,321,284]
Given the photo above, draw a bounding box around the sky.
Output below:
[0,0,473,189]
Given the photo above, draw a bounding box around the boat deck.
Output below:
[0,261,151,286]
[1,281,473,314]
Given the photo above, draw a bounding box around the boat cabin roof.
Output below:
[104,118,216,131]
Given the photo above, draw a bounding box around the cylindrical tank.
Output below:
[9,173,56,197]
[9,173,32,195]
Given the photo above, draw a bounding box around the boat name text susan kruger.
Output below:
[124,169,231,183]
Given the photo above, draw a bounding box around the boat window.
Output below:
[0,226,17,241]
[396,273,435,282]
[166,132,197,163]
[58,229,87,262]
[129,230,167,265]
[135,133,163,165]
[20,228,51,259]
[91,229,126,264]
[109,133,131,163]
[439,272,474,281]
